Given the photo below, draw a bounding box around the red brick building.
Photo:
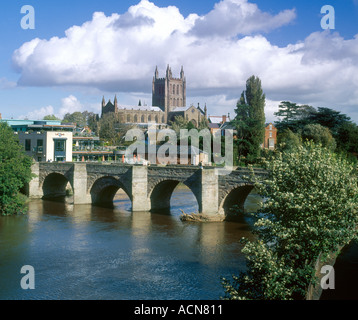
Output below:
[263,123,277,149]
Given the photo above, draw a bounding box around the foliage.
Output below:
[336,121,358,154]
[98,113,130,146]
[98,113,121,145]
[308,107,351,136]
[222,142,358,300]
[0,122,33,215]
[274,101,314,133]
[301,124,336,151]
[43,114,60,120]
[277,129,302,152]
[232,76,266,163]
[62,111,87,127]
[170,115,190,135]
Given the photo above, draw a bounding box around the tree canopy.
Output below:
[232,75,266,162]
[0,122,33,215]
[222,142,358,300]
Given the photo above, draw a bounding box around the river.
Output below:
[0,187,260,300]
[2,187,357,300]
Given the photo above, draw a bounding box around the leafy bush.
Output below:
[222,142,358,300]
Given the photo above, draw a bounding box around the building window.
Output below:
[134,115,138,123]
[269,124,272,130]
[127,115,131,122]
[269,139,275,148]
[141,115,145,123]
[177,84,179,95]
[148,115,152,122]
[25,139,31,151]
[269,132,273,138]
[37,139,43,152]
[55,140,65,152]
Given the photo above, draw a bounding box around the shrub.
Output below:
[222,142,358,300]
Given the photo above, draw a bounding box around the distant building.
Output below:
[208,114,232,135]
[263,123,277,149]
[101,65,207,128]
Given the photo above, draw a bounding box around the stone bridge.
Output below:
[29,162,266,217]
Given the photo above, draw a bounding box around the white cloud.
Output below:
[11,0,358,122]
[57,95,84,119]
[20,95,85,120]
[190,0,296,37]
[20,105,55,120]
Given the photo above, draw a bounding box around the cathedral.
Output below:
[101,65,207,127]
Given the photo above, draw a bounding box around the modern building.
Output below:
[72,136,115,162]
[1,119,75,162]
[101,65,207,127]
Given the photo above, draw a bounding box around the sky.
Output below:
[0,0,358,123]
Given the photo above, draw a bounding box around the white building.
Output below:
[17,130,73,162]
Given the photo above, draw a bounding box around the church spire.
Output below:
[180,66,184,79]
[102,96,106,108]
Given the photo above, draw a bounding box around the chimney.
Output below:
[222,115,227,123]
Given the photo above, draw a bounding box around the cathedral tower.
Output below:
[152,65,186,122]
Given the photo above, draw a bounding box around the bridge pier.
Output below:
[200,168,220,216]
[72,163,91,204]
[131,166,150,212]
[28,162,43,199]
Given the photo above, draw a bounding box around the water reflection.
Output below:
[0,188,261,300]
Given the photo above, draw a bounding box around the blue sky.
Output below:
[0,0,358,122]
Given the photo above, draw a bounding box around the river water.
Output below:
[0,187,260,300]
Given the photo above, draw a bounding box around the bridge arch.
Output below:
[149,179,200,213]
[90,176,132,208]
[42,172,73,200]
[219,184,256,216]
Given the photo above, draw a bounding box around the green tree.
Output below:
[43,114,60,120]
[277,129,301,152]
[232,76,266,162]
[98,113,119,145]
[308,107,351,136]
[62,112,87,128]
[336,122,358,154]
[301,123,336,150]
[274,101,315,133]
[0,122,33,215]
[222,143,358,300]
[170,115,190,135]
